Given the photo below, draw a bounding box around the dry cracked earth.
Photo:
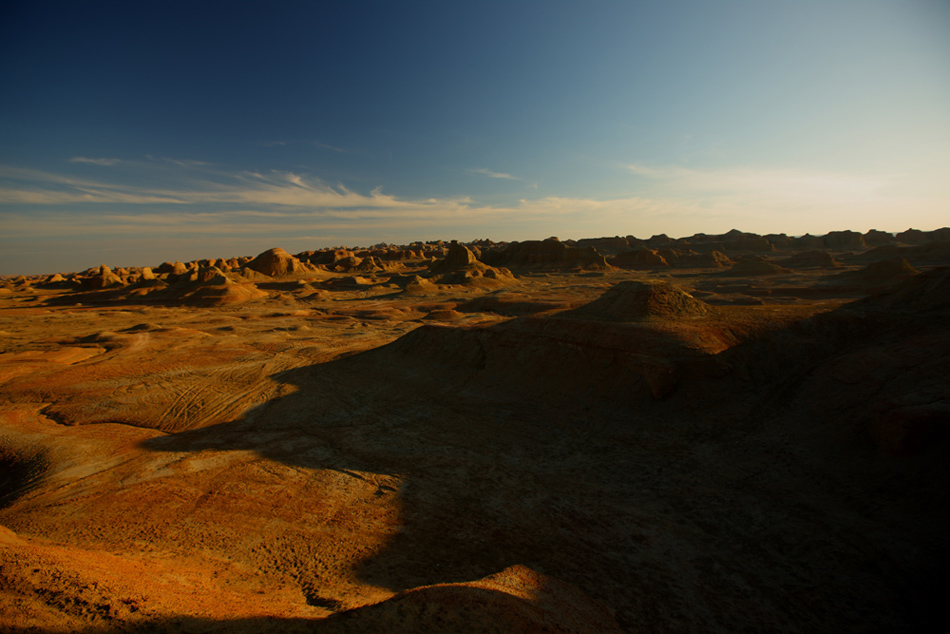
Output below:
[1,230,949,633]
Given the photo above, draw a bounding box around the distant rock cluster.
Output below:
[3,227,949,307]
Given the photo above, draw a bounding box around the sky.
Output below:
[1,0,948,275]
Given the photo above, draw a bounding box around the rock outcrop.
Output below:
[721,256,792,276]
[483,238,609,270]
[245,248,312,277]
[608,248,669,269]
[780,250,841,269]
[428,241,515,286]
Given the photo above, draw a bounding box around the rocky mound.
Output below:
[429,241,478,274]
[896,227,950,245]
[848,266,948,315]
[183,281,268,306]
[80,265,124,290]
[129,266,165,289]
[721,256,792,276]
[428,241,515,286]
[780,250,841,269]
[483,238,610,270]
[608,248,669,269]
[422,309,465,321]
[149,267,268,306]
[232,267,275,282]
[864,229,897,246]
[332,255,365,272]
[823,230,866,249]
[853,242,950,267]
[154,261,188,276]
[569,280,713,321]
[838,257,920,283]
[575,236,641,255]
[318,565,622,633]
[353,256,392,273]
[672,250,734,269]
[397,275,437,295]
[245,247,312,277]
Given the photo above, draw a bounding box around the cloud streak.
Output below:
[2,159,947,263]
[68,157,124,166]
[470,167,520,180]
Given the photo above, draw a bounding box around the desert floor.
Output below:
[2,238,949,633]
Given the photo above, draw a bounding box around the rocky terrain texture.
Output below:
[1,228,949,633]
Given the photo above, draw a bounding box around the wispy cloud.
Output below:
[311,139,348,153]
[262,139,350,153]
[470,167,519,180]
[154,157,212,168]
[68,157,124,166]
[2,158,947,261]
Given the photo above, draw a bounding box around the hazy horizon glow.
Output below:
[1,0,948,274]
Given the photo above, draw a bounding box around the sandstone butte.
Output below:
[1,228,949,633]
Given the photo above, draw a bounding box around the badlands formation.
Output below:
[1,228,949,633]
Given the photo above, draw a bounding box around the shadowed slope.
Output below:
[565,280,713,321]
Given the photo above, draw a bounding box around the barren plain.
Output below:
[1,228,949,633]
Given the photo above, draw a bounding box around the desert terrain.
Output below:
[1,228,949,633]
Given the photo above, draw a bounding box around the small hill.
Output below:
[483,238,610,270]
[245,247,312,277]
[428,241,478,274]
[568,280,713,321]
[721,256,792,277]
[834,258,920,286]
[847,266,947,314]
[780,250,841,269]
[428,241,515,286]
[608,248,669,269]
[80,265,124,290]
[318,565,622,633]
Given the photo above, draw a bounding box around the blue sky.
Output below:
[1,0,948,274]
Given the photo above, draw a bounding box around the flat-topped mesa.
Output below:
[569,280,713,322]
[823,230,867,250]
[630,228,950,253]
[864,229,898,246]
[244,247,312,277]
[896,227,950,245]
[574,235,643,255]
